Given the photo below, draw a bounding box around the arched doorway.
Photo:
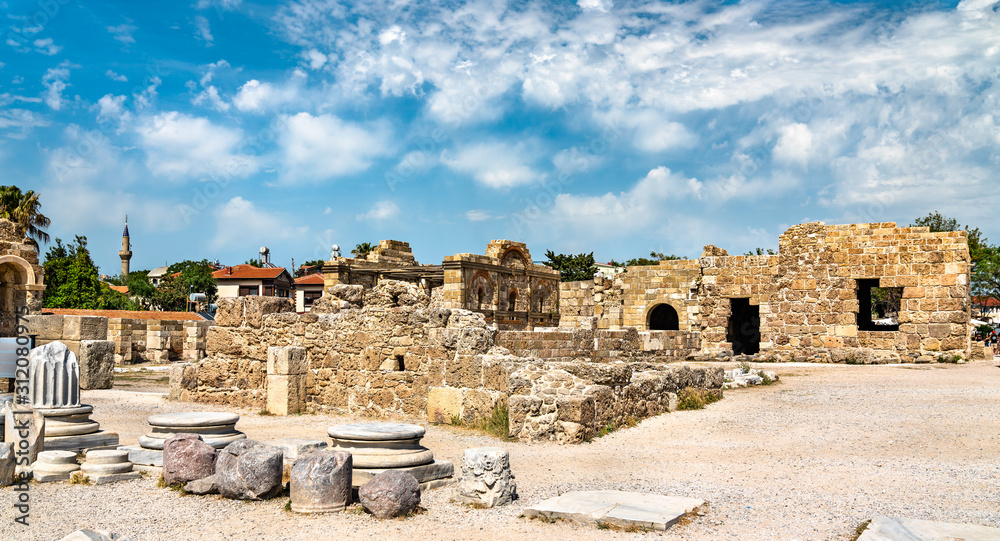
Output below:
[648,304,679,331]
[0,256,34,336]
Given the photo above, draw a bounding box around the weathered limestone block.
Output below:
[163,433,217,485]
[63,316,108,341]
[79,340,115,390]
[267,374,306,415]
[0,442,14,487]
[28,341,80,408]
[267,346,307,375]
[244,296,294,329]
[23,314,63,341]
[454,447,517,507]
[290,450,352,513]
[329,284,365,305]
[167,363,198,401]
[359,470,421,519]
[4,404,45,465]
[216,439,284,500]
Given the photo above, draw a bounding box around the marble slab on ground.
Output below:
[523,490,704,531]
[858,516,1000,541]
[45,432,119,452]
[118,445,163,467]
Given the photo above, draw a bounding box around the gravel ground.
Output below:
[2,360,998,541]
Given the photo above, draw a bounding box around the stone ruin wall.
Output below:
[173,280,723,443]
[0,219,45,336]
[556,222,972,362]
[25,314,210,364]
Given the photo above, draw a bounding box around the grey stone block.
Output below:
[79,340,115,390]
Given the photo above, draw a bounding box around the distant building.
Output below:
[294,272,324,312]
[213,264,293,299]
[148,266,169,286]
[595,262,625,278]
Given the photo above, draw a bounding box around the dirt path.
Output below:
[3,360,998,540]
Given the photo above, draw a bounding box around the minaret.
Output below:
[119,216,132,279]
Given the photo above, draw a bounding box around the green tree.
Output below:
[743,247,776,256]
[612,251,684,267]
[352,242,375,259]
[295,259,326,277]
[42,236,103,309]
[543,250,597,282]
[150,274,188,311]
[0,185,51,244]
[167,260,218,304]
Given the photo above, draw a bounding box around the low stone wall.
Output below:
[495,328,698,362]
[26,313,211,364]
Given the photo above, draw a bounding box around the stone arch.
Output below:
[533,281,554,313]
[0,255,35,285]
[467,271,494,311]
[0,255,34,337]
[646,303,681,331]
[500,248,528,270]
[507,289,518,311]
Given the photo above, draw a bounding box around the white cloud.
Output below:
[540,166,702,237]
[197,0,242,10]
[105,70,128,82]
[96,94,131,133]
[32,38,60,55]
[106,24,136,45]
[304,49,328,70]
[276,112,391,183]
[136,111,259,178]
[578,0,613,12]
[356,200,400,221]
[133,76,160,109]
[192,85,229,112]
[465,209,495,221]
[42,66,70,110]
[232,73,305,112]
[773,123,814,166]
[441,141,543,188]
[195,16,214,46]
[211,196,308,250]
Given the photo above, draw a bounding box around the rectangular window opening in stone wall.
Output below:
[856,279,901,332]
[726,298,760,355]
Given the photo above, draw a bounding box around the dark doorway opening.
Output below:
[727,298,760,355]
[648,304,680,331]
[857,279,901,331]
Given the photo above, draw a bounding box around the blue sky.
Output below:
[2,0,998,275]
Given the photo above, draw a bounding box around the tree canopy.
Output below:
[544,250,597,282]
[610,251,684,267]
[42,236,140,309]
[295,259,326,277]
[0,185,51,244]
[352,242,375,259]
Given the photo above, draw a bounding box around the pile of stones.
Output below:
[121,411,245,471]
[723,367,779,389]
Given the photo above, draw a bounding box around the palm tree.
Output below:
[352,242,375,259]
[0,186,51,244]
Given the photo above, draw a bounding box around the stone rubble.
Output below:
[215,439,284,501]
[162,433,217,486]
[359,470,421,519]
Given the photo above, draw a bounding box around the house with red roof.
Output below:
[294,272,325,312]
[213,264,293,299]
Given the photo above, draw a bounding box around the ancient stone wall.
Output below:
[26,313,210,364]
[174,281,723,443]
[495,328,698,362]
[568,222,973,362]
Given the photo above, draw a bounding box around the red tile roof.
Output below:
[43,309,206,321]
[294,273,325,285]
[212,264,289,280]
[108,285,129,294]
[973,296,1000,307]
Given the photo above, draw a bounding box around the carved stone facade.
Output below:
[0,218,44,336]
[559,222,972,361]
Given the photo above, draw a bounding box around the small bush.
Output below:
[258,409,273,416]
[471,403,511,441]
[677,388,722,410]
[449,414,464,427]
[156,475,167,488]
[759,372,775,385]
[738,360,752,373]
[284,500,292,512]
[69,473,91,485]
[850,520,872,541]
